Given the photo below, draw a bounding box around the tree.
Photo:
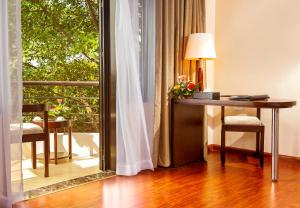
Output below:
[22,0,100,132]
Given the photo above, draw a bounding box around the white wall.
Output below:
[210,0,300,157]
[205,0,216,146]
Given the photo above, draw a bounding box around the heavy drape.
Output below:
[115,0,155,175]
[153,0,205,167]
[0,0,23,207]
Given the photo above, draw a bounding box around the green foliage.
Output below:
[22,0,100,132]
[48,102,71,118]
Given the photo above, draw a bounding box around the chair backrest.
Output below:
[22,104,48,113]
[221,106,261,124]
[22,104,49,135]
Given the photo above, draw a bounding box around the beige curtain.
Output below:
[153,0,205,167]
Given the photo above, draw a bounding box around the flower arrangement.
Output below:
[171,77,199,98]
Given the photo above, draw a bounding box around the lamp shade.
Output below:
[184,33,216,60]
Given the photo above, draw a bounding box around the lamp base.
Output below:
[193,92,220,100]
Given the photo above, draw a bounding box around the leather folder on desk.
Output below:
[229,94,270,101]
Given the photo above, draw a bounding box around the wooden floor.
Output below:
[14,151,300,208]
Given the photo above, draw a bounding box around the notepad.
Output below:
[229,94,270,101]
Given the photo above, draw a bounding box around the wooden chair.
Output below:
[22,104,49,177]
[221,106,265,167]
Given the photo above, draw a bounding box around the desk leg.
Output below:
[271,108,279,182]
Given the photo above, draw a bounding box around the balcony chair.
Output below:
[22,104,49,177]
[220,106,265,167]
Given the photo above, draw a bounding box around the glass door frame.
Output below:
[99,0,116,171]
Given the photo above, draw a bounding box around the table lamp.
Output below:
[185,33,216,91]
[184,33,219,99]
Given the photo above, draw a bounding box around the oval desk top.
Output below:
[175,97,297,109]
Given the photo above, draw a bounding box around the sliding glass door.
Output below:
[20,0,112,192]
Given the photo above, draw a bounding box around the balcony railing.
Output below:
[23,81,100,132]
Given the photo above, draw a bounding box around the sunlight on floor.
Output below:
[16,132,101,191]
[22,155,100,191]
[10,133,102,191]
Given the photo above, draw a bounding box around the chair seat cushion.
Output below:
[11,123,44,135]
[224,116,262,126]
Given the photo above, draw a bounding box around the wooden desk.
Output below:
[175,97,296,182]
[171,100,205,167]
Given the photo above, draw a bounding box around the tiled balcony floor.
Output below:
[12,132,104,192]
[22,154,100,191]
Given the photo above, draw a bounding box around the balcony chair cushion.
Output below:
[224,116,262,126]
[11,123,44,135]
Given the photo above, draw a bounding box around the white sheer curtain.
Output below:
[140,0,156,161]
[0,0,23,207]
[115,0,155,175]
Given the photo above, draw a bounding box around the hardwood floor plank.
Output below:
[14,152,300,208]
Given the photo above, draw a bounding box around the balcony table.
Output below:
[34,119,72,164]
